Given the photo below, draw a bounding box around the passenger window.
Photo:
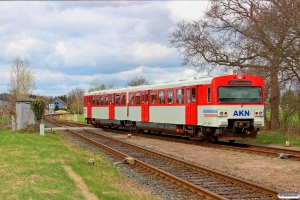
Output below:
[105,96,108,105]
[93,96,95,105]
[130,93,134,105]
[121,94,125,105]
[207,87,211,103]
[186,88,190,104]
[96,96,99,106]
[176,89,184,104]
[192,88,196,103]
[168,90,174,104]
[142,92,144,104]
[151,91,157,104]
[145,92,148,104]
[116,95,120,105]
[136,92,140,105]
[111,95,114,104]
[159,90,165,104]
[100,96,104,105]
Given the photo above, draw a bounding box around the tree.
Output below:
[30,98,46,130]
[125,76,149,87]
[88,83,113,92]
[54,105,59,111]
[170,0,300,130]
[68,87,85,114]
[7,56,36,117]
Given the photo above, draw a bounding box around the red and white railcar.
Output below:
[84,74,264,142]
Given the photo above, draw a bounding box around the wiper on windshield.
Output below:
[241,91,251,107]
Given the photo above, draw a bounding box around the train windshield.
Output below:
[218,86,262,103]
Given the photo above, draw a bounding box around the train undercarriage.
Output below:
[87,118,259,143]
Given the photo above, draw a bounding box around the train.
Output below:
[83,73,264,142]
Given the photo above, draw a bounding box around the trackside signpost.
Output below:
[49,104,54,133]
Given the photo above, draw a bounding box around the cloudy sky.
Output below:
[0,1,209,97]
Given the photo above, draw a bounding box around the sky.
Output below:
[0,1,210,97]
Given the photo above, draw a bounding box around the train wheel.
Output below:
[212,136,219,143]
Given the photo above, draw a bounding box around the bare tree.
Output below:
[125,76,149,87]
[68,87,85,114]
[7,56,36,117]
[170,0,300,130]
[88,83,113,92]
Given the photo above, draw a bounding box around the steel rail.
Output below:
[67,129,227,200]
[82,129,279,199]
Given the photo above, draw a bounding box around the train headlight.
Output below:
[218,110,228,117]
[255,110,264,117]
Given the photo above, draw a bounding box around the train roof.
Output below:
[84,75,216,96]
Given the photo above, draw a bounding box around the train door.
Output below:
[141,90,149,122]
[185,86,197,125]
[86,96,92,118]
[109,94,115,120]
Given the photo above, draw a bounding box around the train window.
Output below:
[129,93,134,105]
[108,95,114,105]
[141,92,145,104]
[145,92,148,104]
[136,92,140,105]
[116,94,120,105]
[159,90,165,104]
[121,94,125,105]
[186,88,190,104]
[100,96,104,105]
[105,96,108,105]
[207,87,211,103]
[151,91,157,104]
[218,86,262,103]
[93,96,95,105]
[192,88,196,103]
[176,89,184,104]
[96,96,99,106]
[167,90,174,104]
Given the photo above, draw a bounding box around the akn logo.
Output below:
[233,110,250,116]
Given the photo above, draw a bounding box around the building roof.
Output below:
[52,97,68,106]
[15,98,35,102]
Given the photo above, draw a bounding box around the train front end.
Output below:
[199,74,264,141]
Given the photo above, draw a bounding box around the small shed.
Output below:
[15,98,36,130]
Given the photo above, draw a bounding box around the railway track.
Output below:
[67,129,279,200]
[102,127,300,161]
[44,116,300,161]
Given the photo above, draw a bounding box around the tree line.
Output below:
[4,56,148,119]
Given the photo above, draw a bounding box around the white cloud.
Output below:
[167,1,209,23]
[121,42,177,63]
[0,1,209,96]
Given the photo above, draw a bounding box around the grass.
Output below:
[55,114,86,123]
[0,128,156,200]
[248,130,300,147]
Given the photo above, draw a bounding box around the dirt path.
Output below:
[63,165,98,200]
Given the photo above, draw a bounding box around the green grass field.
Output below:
[248,130,300,147]
[0,128,155,200]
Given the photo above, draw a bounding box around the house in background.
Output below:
[51,97,68,110]
[0,100,9,119]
